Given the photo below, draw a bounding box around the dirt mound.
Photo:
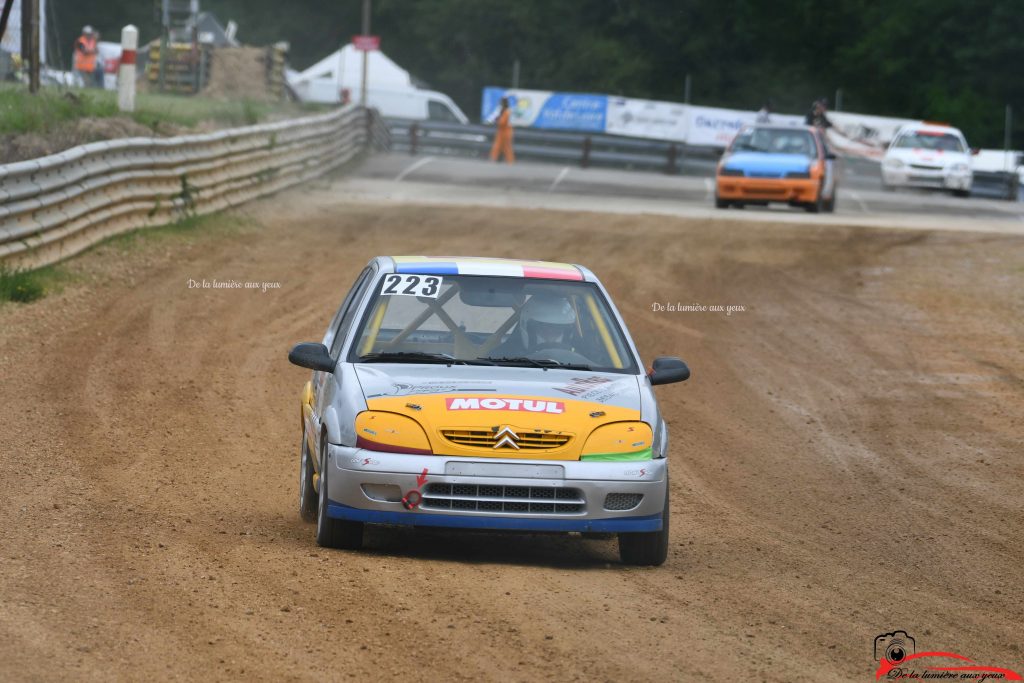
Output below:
[0,116,157,164]
[203,46,276,101]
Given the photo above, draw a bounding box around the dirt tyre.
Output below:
[298,431,317,522]
[618,488,670,566]
[315,437,364,550]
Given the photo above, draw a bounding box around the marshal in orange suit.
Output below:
[489,96,515,163]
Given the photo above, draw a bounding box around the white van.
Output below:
[881,123,973,196]
[287,45,468,124]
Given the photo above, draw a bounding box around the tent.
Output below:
[287,44,413,103]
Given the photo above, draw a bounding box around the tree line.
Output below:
[56,0,1024,146]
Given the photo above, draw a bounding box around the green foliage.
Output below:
[56,0,1024,146]
[0,264,66,303]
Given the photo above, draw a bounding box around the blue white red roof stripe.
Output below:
[391,256,582,280]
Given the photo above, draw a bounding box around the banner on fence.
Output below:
[605,97,689,142]
[482,87,607,132]
[483,87,803,147]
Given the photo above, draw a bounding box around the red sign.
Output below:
[352,35,380,51]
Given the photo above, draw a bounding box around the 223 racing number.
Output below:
[380,274,442,298]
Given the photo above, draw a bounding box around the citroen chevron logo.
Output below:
[493,426,520,450]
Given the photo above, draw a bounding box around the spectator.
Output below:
[73,26,99,88]
[805,98,833,129]
[756,100,773,123]
[489,96,515,164]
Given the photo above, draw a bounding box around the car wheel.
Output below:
[298,431,317,523]
[618,488,670,566]
[714,195,729,209]
[315,436,364,550]
[952,188,970,198]
[823,192,836,213]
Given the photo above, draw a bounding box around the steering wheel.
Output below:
[526,345,594,365]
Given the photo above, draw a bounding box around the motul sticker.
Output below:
[445,397,565,414]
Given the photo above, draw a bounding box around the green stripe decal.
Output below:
[580,447,653,462]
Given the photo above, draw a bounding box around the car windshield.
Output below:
[730,128,817,158]
[348,274,637,373]
[892,132,965,152]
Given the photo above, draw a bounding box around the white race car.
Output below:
[881,123,973,197]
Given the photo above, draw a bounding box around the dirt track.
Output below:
[1,183,1022,682]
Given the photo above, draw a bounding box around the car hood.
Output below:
[723,152,811,175]
[352,364,647,460]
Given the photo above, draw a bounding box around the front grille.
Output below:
[441,429,571,450]
[422,483,584,514]
[909,163,941,171]
[604,493,644,511]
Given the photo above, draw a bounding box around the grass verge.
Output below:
[0,85,325,136]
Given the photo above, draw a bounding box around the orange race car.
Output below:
[715,124,837,213]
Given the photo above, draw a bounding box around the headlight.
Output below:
[950,163,969,172]
[884,158,904,169]
[719,168,744,176]
[355,411,432,454]
[581,422,653,461]
[785,170,811,178]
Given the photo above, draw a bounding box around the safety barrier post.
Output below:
[666,143,678,174]
[410,123,419,156]
[118,25,138,113]
[580,136,591,168]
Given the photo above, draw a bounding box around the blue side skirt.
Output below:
[327,502,663,533]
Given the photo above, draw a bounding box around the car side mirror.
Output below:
[971,147,980,155]
[648,356,690,385]
[288,342,336,373]
[825,152,837,160]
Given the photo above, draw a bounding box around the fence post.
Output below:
[580,136,591,168]
[410,122,419,156]
[666,143,678,174]
[118,25,138,113]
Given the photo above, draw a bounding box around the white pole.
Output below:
[360,0,370,106]
[118,24,138,112]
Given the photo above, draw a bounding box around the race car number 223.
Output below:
[380,274,442,298]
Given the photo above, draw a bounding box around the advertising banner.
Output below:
[827,111,921,148]
[605,97,689,142]
[684,105,804,147]
[482,87,607,132]
[482,87,802,147]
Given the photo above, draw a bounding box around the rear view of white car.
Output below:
[881,123,973,196]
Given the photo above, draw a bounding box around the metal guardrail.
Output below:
[385,118,721,175]
[970,171,1020,200]
[388,118,1023,201]
[0,106,391,270]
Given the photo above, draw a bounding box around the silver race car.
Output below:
[288,256,689,565]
